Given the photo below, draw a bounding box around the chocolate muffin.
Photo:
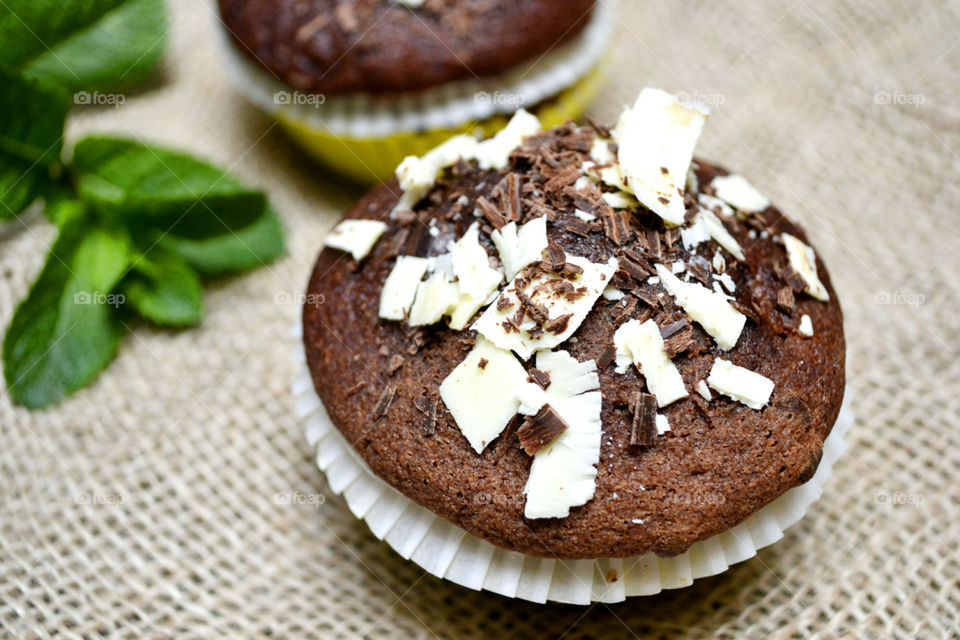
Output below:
[215,0,613,182]
[218,0,596,95]
[303,89,845,559]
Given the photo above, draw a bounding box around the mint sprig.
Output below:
[1,1,286,408]
[0,68,71,219]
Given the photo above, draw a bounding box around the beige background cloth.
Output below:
[2,0,958,637]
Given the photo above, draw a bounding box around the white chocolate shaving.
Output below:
[490,216,548,280]
[697,208,745,260]
[707,359,775,410]
[407,271,459,326]
[680,216,711,250]
[393,110,541,213]
[451,222,502,301]
[520,350,602,519]
[474,109,541,170]
[655,414,671,434]
[614,319,688,407]
[474,255,617,359]
[394,134,479,212]
[439,338,528,453]
[711,174,770,212]
[379,256,429,320]
[655,264,746,351]
[696,380,713,400]
[323,219,388,260]
[613,88,708,225]
[782,233,830,301]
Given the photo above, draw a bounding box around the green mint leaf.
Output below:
[41,186,85,227]
[71,136,268,238]
[3,217,133,408]
[0,69,69,166]
[0,68,68,219]
[0,150,47,220]
[122,250,203,327]
[1,0,167,92]
[158,206,285,277]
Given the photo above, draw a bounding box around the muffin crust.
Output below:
[303,123,845,559]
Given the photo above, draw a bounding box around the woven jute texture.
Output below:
[2,0,958,637]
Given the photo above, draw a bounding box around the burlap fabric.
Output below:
[2,1,957,637]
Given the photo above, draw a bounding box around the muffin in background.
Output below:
[216,0,612,183]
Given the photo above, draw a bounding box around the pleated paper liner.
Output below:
[292,335,853,605]
[216,2,614,184]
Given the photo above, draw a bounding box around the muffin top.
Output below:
[218,0,597,95]
[303,89,845,559]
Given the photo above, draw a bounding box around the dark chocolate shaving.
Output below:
[557,261,584,278]
[783,265,807,293]
[542,313,573,334]
[517,404,568,456]
[395,209,417,225]
[731,299,762,324]
[388,354,405,375]
[503,173,522,222]
[687,258,710,284]
[659,318,689,340]
[414,396,438,437]
[601,208,631,245]
[565,217,598,237]
[477,357,489,370]
[527,368,551,389]
[633,287,662,309]
[619,257,654,283]
[370,384,397,421]
[662,320,696,357]
[585,116,611,138]
[630,393,658,447]
[496,295,515,312]
[777,286,796,313]
[644,231,663,261]
[612,297,638,325]
[381,226,411,259]
[476,195,506,230]
[544,241,566,271]
[517,291,549,325]
[597,344,616,371]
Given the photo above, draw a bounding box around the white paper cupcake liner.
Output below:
[292,332,853,605]
[215,2,615,138]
